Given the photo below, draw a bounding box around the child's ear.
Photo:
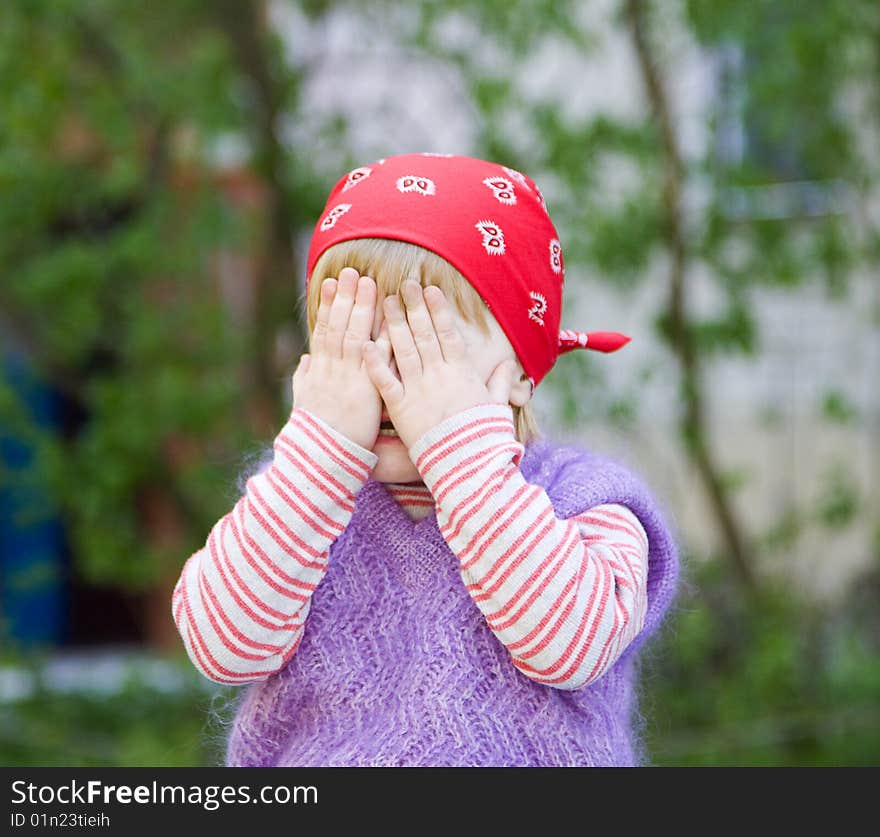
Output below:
[509,370,533,407]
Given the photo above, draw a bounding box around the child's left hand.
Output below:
[362,279,518,451]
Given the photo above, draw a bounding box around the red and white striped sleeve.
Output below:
[408,402,649,691]
[171,407,378,685]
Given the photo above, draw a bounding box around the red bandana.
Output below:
[305,152,630,389]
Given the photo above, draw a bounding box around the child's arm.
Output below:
[409,402,648,691]
[171,407,378,685]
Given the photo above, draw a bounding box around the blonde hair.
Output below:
[306,238,542,445]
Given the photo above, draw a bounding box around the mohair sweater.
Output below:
[223,429,680,767]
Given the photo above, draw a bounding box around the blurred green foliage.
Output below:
[644,560,880,765]
[0,0,260,592]
[0,648,231,766]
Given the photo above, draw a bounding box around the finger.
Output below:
[423,284,468,364]
[363,341,404,407]
[376,318,393,365]
[291,353,310,403]
[311,279,337,354]
[401,279,443,368]
[379,321,403,383]
[383,293,421,381]
[342,274,377,362]
[325,267,360,358]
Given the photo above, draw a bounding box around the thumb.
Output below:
[486,358,518,405]
[291,353,310,399]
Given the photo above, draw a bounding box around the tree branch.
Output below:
[624,0,756,593]
[211,0,306,431]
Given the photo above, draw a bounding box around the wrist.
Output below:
[289,407,379,471]
[408,403,520,488]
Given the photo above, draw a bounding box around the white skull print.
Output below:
[501,166,532,192]
[527,291,547,326]
[549,239,563,275]
[475,220,506,255]
[534,184,549,211]
[396,175,436,196]
[319,203,352,231]
[342,167,372,192]
[483,176,517,206]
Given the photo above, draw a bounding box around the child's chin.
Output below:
[371,446,421,484]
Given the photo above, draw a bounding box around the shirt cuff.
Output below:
[408,402,523,491]
[279,408,379,491]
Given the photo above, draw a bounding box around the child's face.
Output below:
[368,296,523,484]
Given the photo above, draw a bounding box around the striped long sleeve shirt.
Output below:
[172,403,649,690]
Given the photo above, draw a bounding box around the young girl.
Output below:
[172,153,680,767]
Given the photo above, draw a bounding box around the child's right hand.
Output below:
[291,267,392,451]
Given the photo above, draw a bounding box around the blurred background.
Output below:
[1,0,878,767]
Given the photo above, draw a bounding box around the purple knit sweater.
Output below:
[224,435,679,767]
